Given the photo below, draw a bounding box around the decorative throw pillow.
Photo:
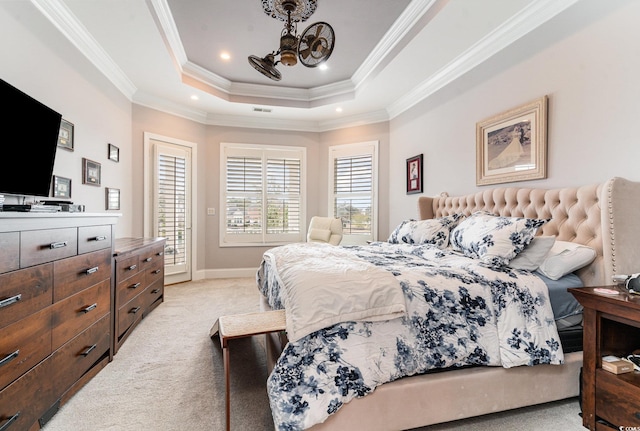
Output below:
[509,236,556,271]
[536,240,597,280]
[388,215,464,249]
[308,228,332,242]
[450,212,549,266]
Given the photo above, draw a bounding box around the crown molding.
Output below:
[30,0,137,99]
[386,0,581,119]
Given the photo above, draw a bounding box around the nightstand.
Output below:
[569,286,640,430]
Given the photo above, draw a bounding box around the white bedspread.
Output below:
[262,242,406,342]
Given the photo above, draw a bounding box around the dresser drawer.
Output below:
[0,358,53,431]
[78,225,112,254]
[53,248,111,302]
[0,308,52,392]
[138,244,165,269]
[116,270,145,308]
[143,278,164,312]
[20,228,77,268]
[144,257,164,286]
[117,294,146,340]
[0,264,53,329]
[51,279,111,351]
[115,254,141,282]
[50,314,111,394]
[595,369,640,426]
[0,232,19,274]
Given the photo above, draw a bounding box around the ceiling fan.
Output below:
[248,0,335,81]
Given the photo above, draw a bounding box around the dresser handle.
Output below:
[49,241,68,249]
[127,264,137,271]
[130,306,141,314]
[129,282,141,289]
[0,350,19,367]
[153,269,161,275]
[85,266,99,275]
[80,344,97,357]
[0,412,20,431]
[0,294,21,309]
[151,289,160,294]
[81,303,98,313]
[157,252,164,256]
[144,257,152,262]
[92,236,107,241]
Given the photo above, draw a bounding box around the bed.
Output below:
[257,176,640,431]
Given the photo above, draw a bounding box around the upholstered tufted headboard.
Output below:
[417,177,640,287]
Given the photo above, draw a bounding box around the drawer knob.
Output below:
[0,294,21,309]
[85,266,99,275]
[81,303,98,313]
[0,412,20,431]
[144,257,152,262]
[130,306,141,314]
[153,269,161,275]
[157,252,164,256]
[129,282,141,290]
[49,241,68,249]
[80,344,97,357]
[92,236,107,241]
[127,264,137,271]
[0,350,19,368]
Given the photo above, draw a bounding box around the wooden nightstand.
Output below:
[569,286,640,430]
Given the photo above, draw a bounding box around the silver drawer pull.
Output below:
[129,282,141,289]
[0,411,20,431]
[81,303,98,313]
[152,269,161,275]
[92,236,107,241]
[151,289,160,294]
[130,306,141,314]
[85,266,99,275]
[157,252,164,256]
[127,264,137,271]
[0,294,21,309]
[80,344,97,357]
[49,241,68,249]
[144,257,152,262]
[0,350,19,367]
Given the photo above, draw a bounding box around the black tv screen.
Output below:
[0,78,62,198]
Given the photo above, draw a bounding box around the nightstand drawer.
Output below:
[0,308,52,392]
[53,248,111,302]
[20,228,78,267]
[596,369,640,426]
[0,263,53,329]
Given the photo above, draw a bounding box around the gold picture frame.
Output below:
[476,96,548,186]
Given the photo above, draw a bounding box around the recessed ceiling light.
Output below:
[220,52,231,61]
[191,95,199,100]
[319,64,328,71]
[336,107,343,113]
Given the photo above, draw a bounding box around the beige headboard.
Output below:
[417,177,640,287]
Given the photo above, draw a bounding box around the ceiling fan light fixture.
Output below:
[248,53,282,81]
[279,32,298,66]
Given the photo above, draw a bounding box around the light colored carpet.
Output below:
[42,277,585,431]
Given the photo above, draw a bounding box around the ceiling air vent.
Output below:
[253,107,272,113]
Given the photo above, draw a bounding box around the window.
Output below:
[329,141,378,244]
[221,143,306,246]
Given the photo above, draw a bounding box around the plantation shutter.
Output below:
[157,152,187,266]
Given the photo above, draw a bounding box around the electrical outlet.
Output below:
[207,208,216,216]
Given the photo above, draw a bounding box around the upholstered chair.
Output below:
[307,216,343,245]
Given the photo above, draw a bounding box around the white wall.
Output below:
[388,0,640,232]
[0,2,133,237]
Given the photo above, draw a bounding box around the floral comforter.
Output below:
[257,242,564,430]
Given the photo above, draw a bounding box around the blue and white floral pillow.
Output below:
[450,212,549,266]
[388,214,465,249]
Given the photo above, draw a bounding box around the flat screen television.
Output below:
[0,78,62,198]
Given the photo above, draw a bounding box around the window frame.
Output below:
[220,142,306,247]
[328,141,379,245]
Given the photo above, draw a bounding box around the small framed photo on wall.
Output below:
[106,187,120,210]
[57,119,74,151]
[406,154,423,194]
[52,175,72,199]
[82,158,101,186]
[108,143,120,162]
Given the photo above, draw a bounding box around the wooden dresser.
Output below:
[0,213,119,431]
[113,237,166,354]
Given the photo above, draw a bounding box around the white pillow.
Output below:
[536,240,597,280]
[509,236,556,271]
[388,217,458,249]
[308,228,332,242]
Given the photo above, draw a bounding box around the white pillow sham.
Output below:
[536,240,597,280]
[509,236,556,271]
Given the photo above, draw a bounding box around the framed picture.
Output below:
[52,175,72,198]
[82,158,101,186]
[476,96,548,186]
[108,143,120,162]
[406,154,423,194]
[105,187,120,210]
[58,119,74,151]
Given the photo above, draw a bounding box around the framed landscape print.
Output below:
[476,96,548,186]
[58,119,74,151]
[406,154,423,194]
[82,158,101,186]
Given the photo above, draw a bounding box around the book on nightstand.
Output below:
[602,356,634,374]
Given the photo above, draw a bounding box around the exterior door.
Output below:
[144,133,195,285]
